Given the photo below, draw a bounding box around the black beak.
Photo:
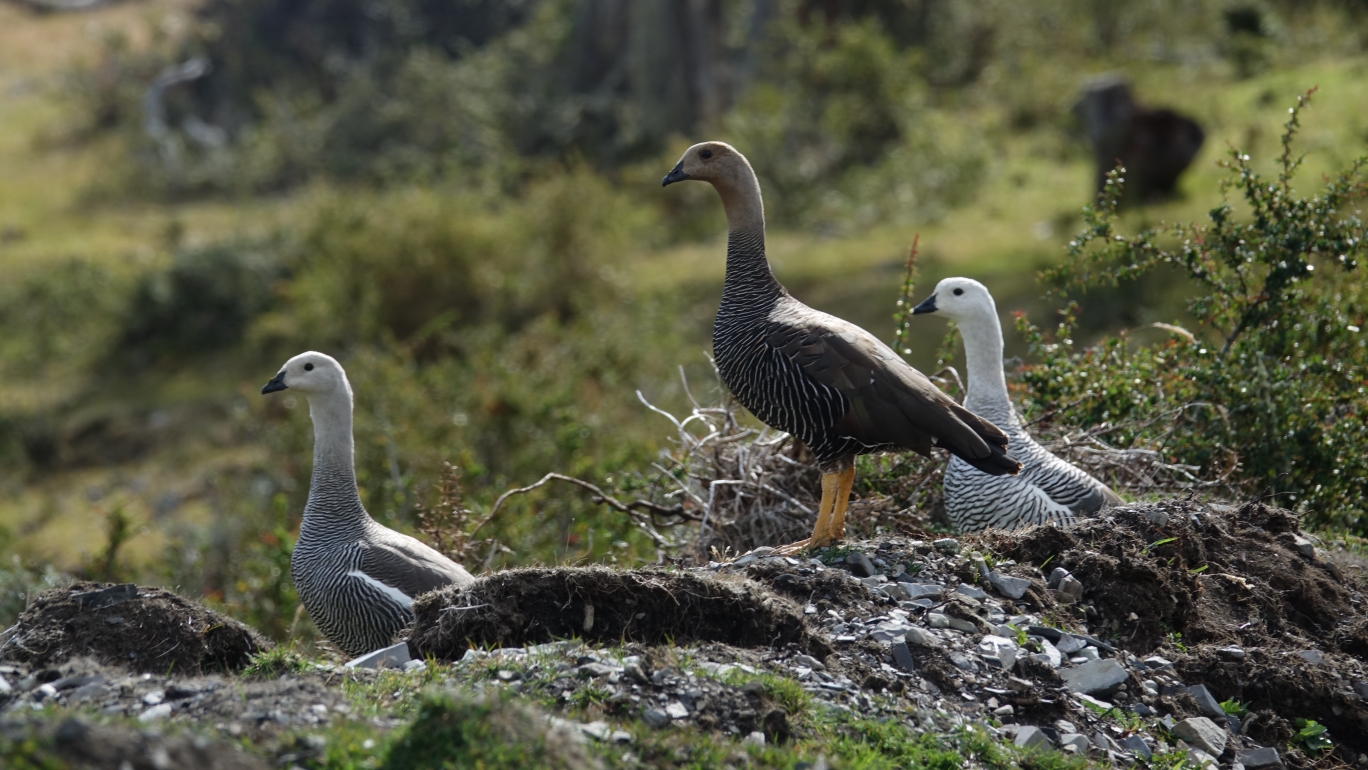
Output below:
[261,371,288,395]
[911,294,938,315]
[661,160,689,187]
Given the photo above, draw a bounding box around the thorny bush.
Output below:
[1021,90,1368,533]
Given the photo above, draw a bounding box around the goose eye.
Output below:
[700,149,713,159]
[953,288,964,296]
[304,363,315,371]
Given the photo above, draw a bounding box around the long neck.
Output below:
[716,171,782,306]
[306,389,367,522]
[959,309,1017,426]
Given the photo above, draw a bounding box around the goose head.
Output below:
[912,277,998,324]
[261,351,350,398]
[662,141,754,189]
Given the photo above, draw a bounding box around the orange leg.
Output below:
[823,465,856,545]
[775,472,839,555]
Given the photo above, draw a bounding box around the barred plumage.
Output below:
[664,142,1021,549]
[262,352,474,657]
[912,277,1122,532]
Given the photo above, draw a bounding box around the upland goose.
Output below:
[662,143,1021,549]
[912,278,1122,531]
[261,352,475,656]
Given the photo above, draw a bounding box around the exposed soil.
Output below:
[410,567,831,660]
[982,499,1368,756]
[746,558,884,618]
[0,582,271,675]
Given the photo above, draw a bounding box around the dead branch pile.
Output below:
[1026,405,1243,500]
[636,387,821,559]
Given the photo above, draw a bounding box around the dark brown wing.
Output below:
[766,312,1020,476]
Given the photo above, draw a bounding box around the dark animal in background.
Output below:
[1073,75,1205,204]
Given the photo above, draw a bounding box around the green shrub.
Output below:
[0,260,126,377]
[1021,90,1368,531]
[0,261,130,468]
[115,240,286,366]
[253,168,645,355]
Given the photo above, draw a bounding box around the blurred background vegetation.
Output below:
[0,0,1365,651]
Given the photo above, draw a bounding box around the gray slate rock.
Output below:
[1047,567,1070,590]
[1189,749,1220,770]
[346,641,412,670]
[1057,575,1084,601]
[1173,717,1228,756]
[665,701,689,719]
[947,617,980,633]
[1060,659,1128,694]
[1121,735,1152,759]
[956,583,988,600]
[1291,534,1316,559]
[1059,733,1090,754]
[897,582,944,600]
[890,641,917,673]
[977,635,1019,669]
[1237,747,1284,769]
[1054,633,1086,654]
[848,552,877,578]
[624,662,649,684]
[1013,726,1053,751]
[1186,684,1225,718]
[137,703,172,722]
[882,583,912,601]
[578,663,615,678]
[988,571,1031,600]
[642,708,670,727]
[1296,650,1324,665]
[905,627,938,648]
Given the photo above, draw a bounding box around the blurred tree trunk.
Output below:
[568,0,770,141]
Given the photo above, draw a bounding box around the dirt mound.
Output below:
[983,500,1368,755]
[2,714,268,770]
[409,567,829,660]
[745,559,885,618]
[0,582,271,675]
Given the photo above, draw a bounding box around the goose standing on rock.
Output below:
[662,142,1021,550]
[261,352,475,656]
[912,278,1122,531]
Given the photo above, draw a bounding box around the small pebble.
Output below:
[933,538,961,555]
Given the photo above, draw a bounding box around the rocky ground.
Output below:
[0,499,1365,769]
